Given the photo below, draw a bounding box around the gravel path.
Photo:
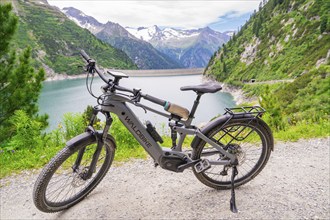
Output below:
[1,138,329,219]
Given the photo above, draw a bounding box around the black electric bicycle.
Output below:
[33,50,274,213]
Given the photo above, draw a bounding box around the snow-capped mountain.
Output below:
[125,25,161,41]
[126,26,231,68]
[62,7,104,34]
[62,7,181,69]
[63,7,231,68]
[126,26,201,42]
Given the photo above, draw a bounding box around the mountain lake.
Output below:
[39,74,236,133]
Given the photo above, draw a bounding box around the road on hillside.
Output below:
[244,79,295,84]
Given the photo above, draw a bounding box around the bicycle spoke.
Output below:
[42,143,109,206]
[195,120,269,187]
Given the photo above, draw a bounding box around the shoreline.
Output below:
[45,68,204,82]
[201,76,258,105]
[45,70,257,105]
[45,73,86,82]
[221,83,258,105]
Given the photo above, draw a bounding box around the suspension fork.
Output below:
[73,108,113,180]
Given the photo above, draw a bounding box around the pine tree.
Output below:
[0,3,47,143]
[0,4,17,57]
[223,62,227,73]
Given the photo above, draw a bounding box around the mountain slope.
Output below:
[63,7,182,69]
[127,26,231,68]
[205,0,330,82]
[11,0,136,76]
[205,0,330,131]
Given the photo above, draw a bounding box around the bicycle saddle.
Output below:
[180,82,222,94]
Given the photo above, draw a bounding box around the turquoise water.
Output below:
[38,75,236,131]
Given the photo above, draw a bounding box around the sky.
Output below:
[48,0,262,32]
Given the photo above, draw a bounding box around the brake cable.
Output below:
[85,68,98,99]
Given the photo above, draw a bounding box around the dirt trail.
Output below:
[1,138,329,219]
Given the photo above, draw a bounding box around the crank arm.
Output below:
[177,159,201,172]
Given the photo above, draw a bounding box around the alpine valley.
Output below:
[205,0,330,133]
[62,7,232,69]
[62,7,181,70]
[126,26,231,68]
[11,0,137,77]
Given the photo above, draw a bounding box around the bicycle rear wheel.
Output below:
[33,133,115,213]
[192,118,273,189]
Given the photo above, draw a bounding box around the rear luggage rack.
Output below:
[213,106,266,144]
[224,106,266,118]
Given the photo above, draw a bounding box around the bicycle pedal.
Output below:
[194,159,211,173]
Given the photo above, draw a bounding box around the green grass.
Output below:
[0,135,195,179]
[0,141,148,179]
[274,119,330,142]
[242,83,287,98]
[0,111,196,179]
[0,142,62,179]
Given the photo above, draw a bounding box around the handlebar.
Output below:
[142,94,166,106]
[80,50,91,61]
[80,50,138,96]
[80,50,109,84]
[80,50,189,119]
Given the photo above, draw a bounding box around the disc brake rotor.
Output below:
[72,167,89,187]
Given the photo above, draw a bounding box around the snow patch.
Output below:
[126,26,158,41]
[66,15,82,27]
[127,26,201,42]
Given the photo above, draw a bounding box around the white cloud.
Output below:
[48,0,261,29]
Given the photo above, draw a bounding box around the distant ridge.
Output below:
[62,6,231,69]
[12,0,136,76]
[205,0,330,82]
[127,25,231,68]
[62,7,182,69]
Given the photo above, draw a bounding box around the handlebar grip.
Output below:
[80,50,91,62]
[80,49,109,83]
[144,94,167,106]
[143,94,190,120]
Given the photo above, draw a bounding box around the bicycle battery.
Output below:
[146,121,163,143]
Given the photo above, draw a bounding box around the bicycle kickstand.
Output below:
[230,166,238,213]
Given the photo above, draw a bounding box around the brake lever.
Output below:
[133,88,141,101]
[131,89,147,114]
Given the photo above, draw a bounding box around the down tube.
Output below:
[103,102,164,162]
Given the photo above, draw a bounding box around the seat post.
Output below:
[188,93,203,120]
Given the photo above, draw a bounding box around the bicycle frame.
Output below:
[95,91,238,172]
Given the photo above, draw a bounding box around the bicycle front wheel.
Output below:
[33,132,115,213]
[192,118,273,189]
